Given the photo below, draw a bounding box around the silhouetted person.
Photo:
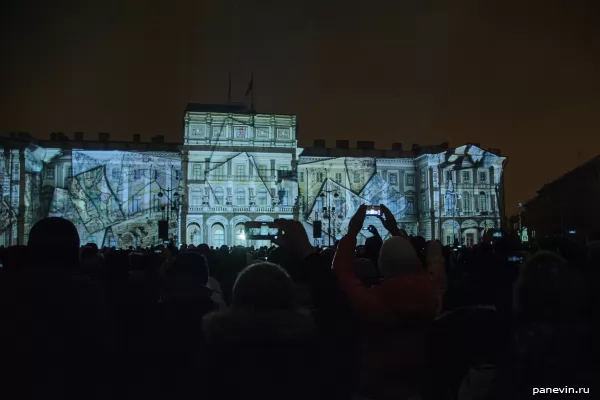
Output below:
[203,262,317,400]
[28,218,115,400]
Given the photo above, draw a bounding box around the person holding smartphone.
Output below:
[331,204,442,400]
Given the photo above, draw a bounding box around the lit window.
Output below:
[236,165,245,177]
[406,198,415,214]
[214,187,224,205]
[192,164,203,180]
[236,187,246,205]
[257,187,268,205]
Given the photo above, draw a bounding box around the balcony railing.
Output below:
[204,174,278,182]
[188,205,295,213]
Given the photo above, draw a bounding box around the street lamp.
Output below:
[158,189,183,245]
[320,191,339,247]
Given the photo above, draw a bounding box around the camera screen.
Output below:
[244,221,279,240]
[508,255,523,263]
[366,206,381,216]
[493,232,502,238]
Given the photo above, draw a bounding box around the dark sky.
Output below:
[2,0,599,215]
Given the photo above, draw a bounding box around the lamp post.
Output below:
[320,190,339,247]
[158,188,184,246]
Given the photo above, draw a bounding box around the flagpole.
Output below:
[251,72,255,112]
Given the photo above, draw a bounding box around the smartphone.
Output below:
[493,232,502,238]
[244,221,280,240]
[508,255,523,263]
[366,205,381,216]
[154,250,162,254]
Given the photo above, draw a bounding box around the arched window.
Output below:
[234,223,245,246]
[257,187,268,206]
[478,191,487,212]
[214,187,224,205]
[463,192,471,212]
[236,187,246,206]
[212,223,225,247]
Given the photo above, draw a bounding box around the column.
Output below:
[17,149,25,245]
[399,170,405,194]
[180,151,189,245]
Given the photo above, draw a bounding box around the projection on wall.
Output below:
[299,157,410,242]
[202,151,297,208]
[0,149,182,248]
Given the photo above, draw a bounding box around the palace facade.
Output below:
[0,104,507,248]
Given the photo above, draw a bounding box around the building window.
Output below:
[214,187,224,205]
[235,224,245,246]
[462,171,471,183]
[335,173,342,183]
[389,173,398,185]
[131,196,141,213]
[154,170,160,180]
[112,168,120,179]
[236,187,246,206]
[134,169,142,180]
[234,126,247,138]
[45,166,55,179]
[406,197,415,214]
[191,196,202,206]
[463,192,471,211]
[192,164,203,180]
[257,187,268,205]
[299,172,304,182]
[67,167,73,177]
[258,165,267,177]
[406,174,414,186]
[479,171,487,182]
[212,223,225,248]
[153,195,160,211]
[353,173,360,184]
[317,172,324,182]
[236,164,245,177]
[478,191,487,212]
[445,170,452,182]
[175,169,182,181]
[421,170,426,184]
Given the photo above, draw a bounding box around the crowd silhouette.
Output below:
[0,204,598,399]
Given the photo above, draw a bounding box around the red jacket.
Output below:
[333,235,439,399]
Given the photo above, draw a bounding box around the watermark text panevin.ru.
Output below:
[533,387,589,395]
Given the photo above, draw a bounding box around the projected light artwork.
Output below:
[0,147,181,248]
[0,106,507,248]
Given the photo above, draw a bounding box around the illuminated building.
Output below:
[181,103,299,248]
[298,140,507,246]
[0,132,181,248]
[0,106,508,248]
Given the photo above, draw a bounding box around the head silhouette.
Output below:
[28,217,80,268]
[231,262,295,311]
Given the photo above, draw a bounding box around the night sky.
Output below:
[2,0,599,215]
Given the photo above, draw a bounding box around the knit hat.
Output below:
[377,236,422,278]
